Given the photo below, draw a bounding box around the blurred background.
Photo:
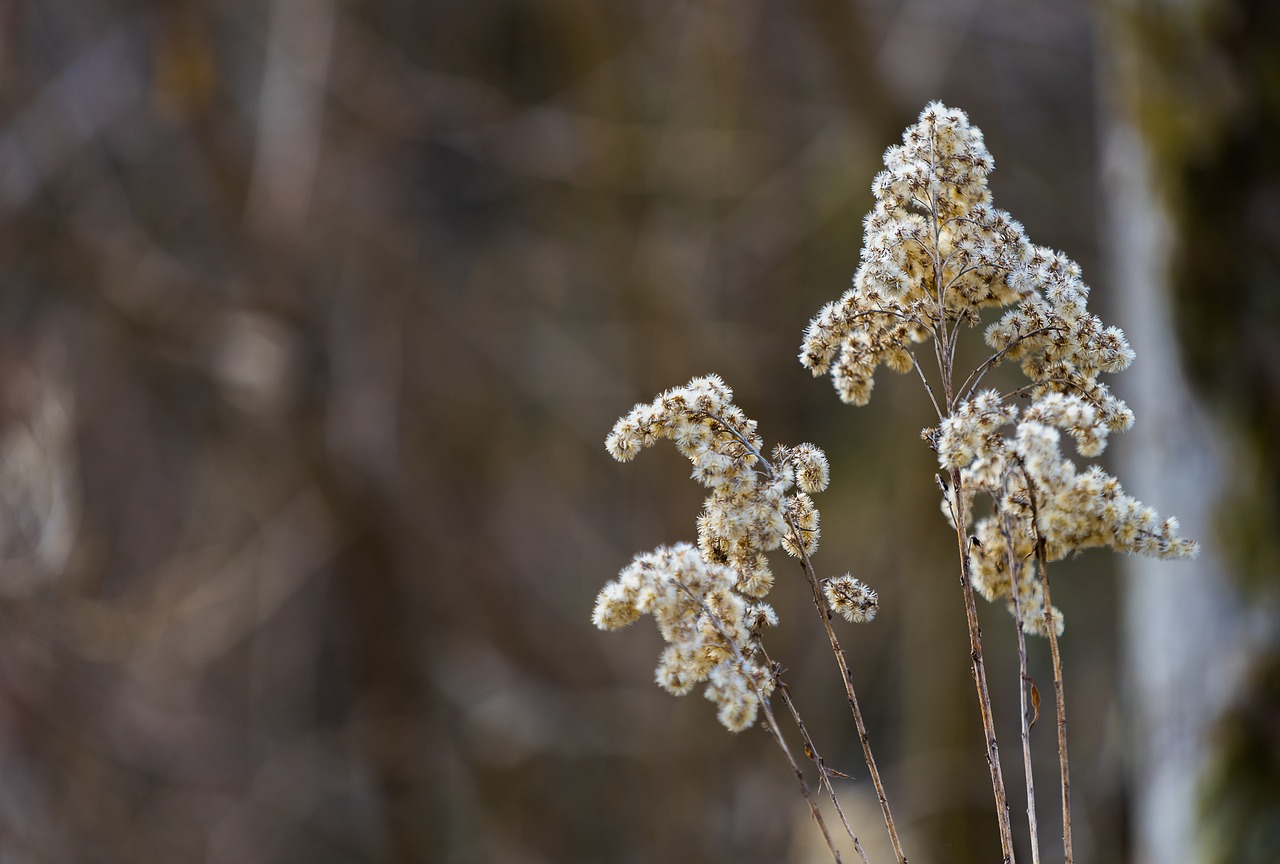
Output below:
[0,0,1276,862]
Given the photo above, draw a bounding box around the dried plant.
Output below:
[594,103,1198,864]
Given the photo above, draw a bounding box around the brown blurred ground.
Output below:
[0,1,1273,863]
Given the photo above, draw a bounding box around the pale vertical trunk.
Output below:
[1098,27,1244,864]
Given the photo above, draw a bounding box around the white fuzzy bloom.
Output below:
[954,402,1197,636]
[801,103,1030,405]
[781,492,820,558]
[789,443,831,493]
[746,602,779,633]
[1022,392,1108,457]
[936,390,1018,470]
[966,515,1064,637]
[823,574,879,623]
[705,662,773,733]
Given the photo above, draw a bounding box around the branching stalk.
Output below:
[694,413,904,861]
[908,351,944,421]
[601,102,1199,864]
[958,325,1065,405]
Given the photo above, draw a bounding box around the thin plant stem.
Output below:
[923,129,1015,860]
[945,468,1017,863]
[766,648,873,864]
[671,579,846,864]
[1023,487,1074,864]
[1036,556,1072,864]
[932,279,1014,860]
[957,325,1064,405]
[759,693,846,864]
[998,511,1042,864]
[1003,377,1106,411]
[791,530,908,864]
[691,419,904,863]
[908,351,944,421]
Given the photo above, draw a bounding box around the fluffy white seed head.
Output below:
[823,574,879,623]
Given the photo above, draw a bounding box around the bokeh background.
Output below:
[0,0,1276,862]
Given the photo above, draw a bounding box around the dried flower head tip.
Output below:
[800,103,1036,405]
[935,390,1018,470]
[605,374,743,465]
[823,574,878,623]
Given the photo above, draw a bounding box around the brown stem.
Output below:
[671,580,845,863]
[768,655,872,864]
[1013,465,1074,864]
[998,511,1041,864]
[908,351,944,421]
[1003,377,1104,410]
[947,468,1016,863]
[792,530,908,864]
[1030,527,1073,864]
[759,694,846,864]
[958,325,1065,406]
[689,434,904,861]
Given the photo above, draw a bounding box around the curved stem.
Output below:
[1035,555,1072,864]
[909,351,944,421]
[958,325,1064,406]
[925,182,1014,857]
[691,417,901,862]
[1002,376,1105,411]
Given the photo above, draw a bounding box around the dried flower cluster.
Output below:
[595,102,1204,864]
[799,103,1026,406]
[801,102,1197,634]
[592,543,775,731]
[596,375,845,731]
[942,388,1197,634]
[823,574,878,623]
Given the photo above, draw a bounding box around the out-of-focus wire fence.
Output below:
[0,1,1273,863]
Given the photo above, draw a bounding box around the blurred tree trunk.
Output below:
[1099,1,1280,862]
[1101,101,1237,864]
